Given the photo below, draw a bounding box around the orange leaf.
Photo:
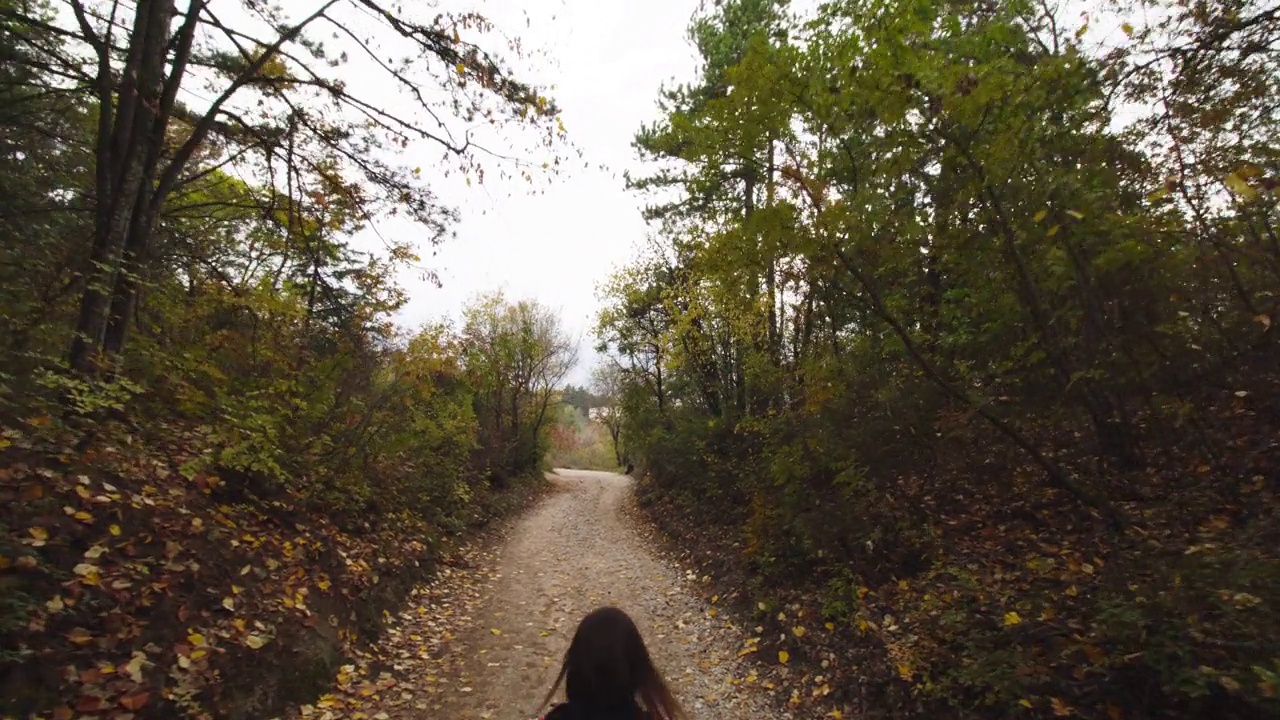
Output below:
[119,692,150,711]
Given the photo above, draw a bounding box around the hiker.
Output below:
[536,606,683,720]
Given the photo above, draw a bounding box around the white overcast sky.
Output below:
[375,0,704,385]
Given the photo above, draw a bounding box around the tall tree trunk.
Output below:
[70,0,178,371]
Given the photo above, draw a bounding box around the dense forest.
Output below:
[600,0,1280,718]
[0,0,572,716]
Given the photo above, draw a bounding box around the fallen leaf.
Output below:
[119,692,149,711]
[245,634,269,649]
[72,563,101,585]
[1004,611,1023,626]
[778,650,790,664]
[124,652,147,683]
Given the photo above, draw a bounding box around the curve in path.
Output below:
[330,470,777,720]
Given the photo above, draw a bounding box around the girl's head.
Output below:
[541,606,681,720]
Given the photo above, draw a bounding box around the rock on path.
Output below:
[287,470,784,720]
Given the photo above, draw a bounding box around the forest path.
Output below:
[289,470,781,720]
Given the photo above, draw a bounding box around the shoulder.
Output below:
[539,703,568,720]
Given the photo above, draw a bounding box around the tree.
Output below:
[589,360,626,467]
[602,0,1280,716]
[462,292,577,479]
[0,0,563,373]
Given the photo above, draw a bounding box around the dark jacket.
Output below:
[541,701,646,720]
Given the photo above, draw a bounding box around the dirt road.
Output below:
[324,470,779,720]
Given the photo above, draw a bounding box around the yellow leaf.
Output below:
[708,607,719,617]
[1046,225,1061,238]
[1004,611,1023,626]
[245,634,268,649]
[897,662,913,680]
[1066,209,1084,220]
[75,485,91,499]
[28,526,49,542]
[72,563,100,585]
[1224,172,1258,200]
[1121,22,1134,36]
[222,597,236,611]
[1020,699,1033,708]
[188,633,207,647]
[1066,585,1078,597]
[792,626,807,638]
[778,650,790,664]
[490,628,502,635]
[825,622,835,631]
[455,62,466,75]
[109,524,121,536]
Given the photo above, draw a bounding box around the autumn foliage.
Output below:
[603,0,1280,718]
[0,0,568,717]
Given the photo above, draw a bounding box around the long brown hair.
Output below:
[539,606,683,720]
